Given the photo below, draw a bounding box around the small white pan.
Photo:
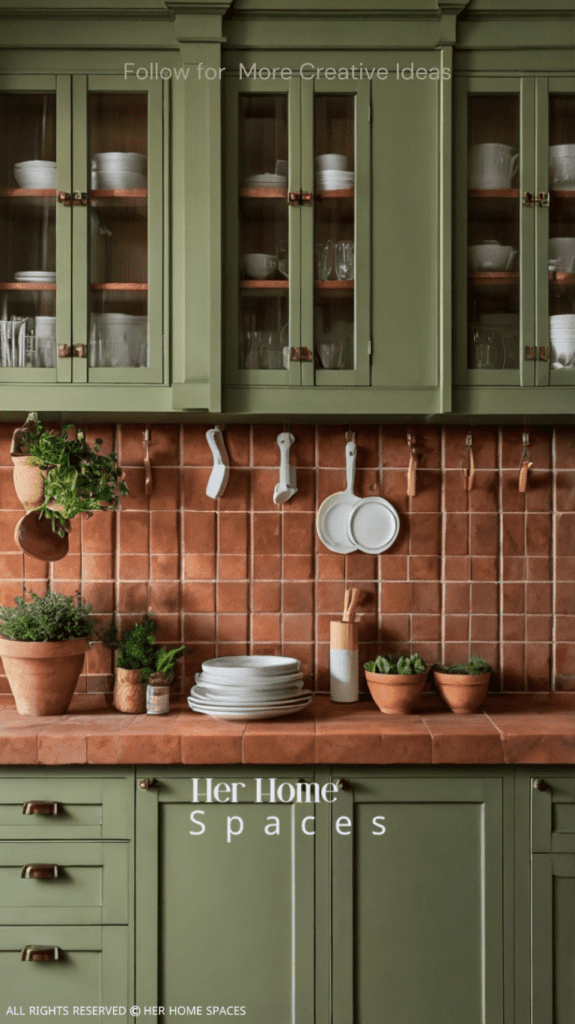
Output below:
[346,495,400,555]
[316,440,359,554]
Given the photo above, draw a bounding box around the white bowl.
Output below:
[549,238,575,272]
[92,170,146,190]
[92,151,146,171]
[242,253,278,280]
[316,153,347,171]
[201,655,300,677]
[468,243,516,271]
[14,161,56,189]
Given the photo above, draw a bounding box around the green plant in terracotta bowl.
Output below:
[433,656,492,715]
[363,653,428,715]
[0,590,93,716]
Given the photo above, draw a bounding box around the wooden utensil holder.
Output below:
[330,620,358,703]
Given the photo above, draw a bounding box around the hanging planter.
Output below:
[10,413,128,556]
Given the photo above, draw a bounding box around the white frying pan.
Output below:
[316,441,359,554]
[346,495,400,555]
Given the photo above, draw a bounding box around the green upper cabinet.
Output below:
[221,48,449,416]
[0,64,171,415]
[454,74,575,415]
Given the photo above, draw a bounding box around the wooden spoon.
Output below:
[15,510,70,562]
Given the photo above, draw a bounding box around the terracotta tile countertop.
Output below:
[2,692,575,765]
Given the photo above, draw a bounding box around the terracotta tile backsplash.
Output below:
[0,423,574,696]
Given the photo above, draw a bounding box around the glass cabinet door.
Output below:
[76,75,164,384]
[224,72,370,389]
[304,77,370,387]
[455,78,528,388]
[0,76,69,383]
[225,77,299,387]
[538,79,575,388]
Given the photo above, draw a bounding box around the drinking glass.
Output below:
[335,241,354,280]
[259,330,284,369]
[316,240,334,280]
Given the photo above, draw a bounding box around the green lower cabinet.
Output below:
[0,925,130,1010]
[135,770,315,1022]
[531,854,575,1024]
[330,772,509,1024]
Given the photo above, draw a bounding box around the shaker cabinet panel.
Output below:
[331,774,507,1024]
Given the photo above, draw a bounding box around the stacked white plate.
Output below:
[188,655,313,721]
[550,314,575,369]
[241,173,287,189]
[316,170,355,191]
[15,271,56,284]
[92,151,146,190]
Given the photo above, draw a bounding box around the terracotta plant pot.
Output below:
[365,668,428,715]
[0,636,89,716]
[114,667,146,713]
[434,670,491,714]
[11,455,45,510]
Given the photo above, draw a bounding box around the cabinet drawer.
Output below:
[0,925,130,1011]
[531,775,575,853]
[0,842,128,925]
[0,777,131,840]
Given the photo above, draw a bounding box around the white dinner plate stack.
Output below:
[315,170,355,191]
[241,173,287,189]
[550,314,575,369]
[15,270,56,284]
[188,655,313,721]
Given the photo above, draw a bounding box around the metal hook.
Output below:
[519,431,532,493]
[345,428,355,442]
[143,429,152,497]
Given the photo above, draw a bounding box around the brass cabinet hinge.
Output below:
[524,346,536,361]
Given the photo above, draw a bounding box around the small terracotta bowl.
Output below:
[365,669,428,715]
[433,670,491,714]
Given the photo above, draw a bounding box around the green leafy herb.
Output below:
[0,590,93,642]
[440,656,491,676]
[102,615,158,681]
[20,415,128,536]
[364,653,427,675]
[155,646,186,676]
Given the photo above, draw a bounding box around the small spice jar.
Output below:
[146,683,170,715]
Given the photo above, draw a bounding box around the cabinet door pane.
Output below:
[0,86,58,380]
[89,90,149,370]
[547,90,575,386]
[314,94,355,371]
[467,92,521,374]
[238,93,290,374]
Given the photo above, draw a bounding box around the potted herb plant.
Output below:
[146,646,186,714]
[363,653,428,715]
[103,615,157,714]
[433,656,492,714]
[11,412,128,537]
[0,590,93,716]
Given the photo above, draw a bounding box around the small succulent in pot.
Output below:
[148,646,186,688]
[433,656,492,715]
[363,653,428,715]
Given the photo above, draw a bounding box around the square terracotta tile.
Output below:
[444,426,498,469]
[184,553,216,580]
[444,616,469,642]
[469,471,498,513]
[253,554,281,579]
[118,554,149,581]
[410,471,441,512]
[81,511,115,554]
[410,555,440,580]
[150,553,179,580]
[251,613,281,643]
[252,581,280,613]
[252,512,281,554]
[150,510,179,555]
[82,554,114,580]
[218,512,248,554]
[216,613,249,643]
[409,513,441,555]
[218,554,248,580]
[149,582,180,615]
[225,424,251,467]
[0,467,22,510]
[283,613,314,643]
[218,468,250,512]
[182,467,213,511]
[150,467,180,510]
[282,554,314,579]
[118,581,148,613]
[283,581,314,613]
[470,513,499,557]
[443,470,471,513]
[182,424,213,466]
[183,581,215,613]
[379,554,408,580]
[316,581,346,614]
[217,581,249,613]
[251,469,278,510]
[283,513,315,555]
[183,511,216,554]
[444,582,470,615]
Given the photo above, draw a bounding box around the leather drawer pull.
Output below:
[21,864,59,879]
[21,945,60,962]
[22,801,59,816]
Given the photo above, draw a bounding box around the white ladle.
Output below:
[273,432,297,504]
[205,427,230,499]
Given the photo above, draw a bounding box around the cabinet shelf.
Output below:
[468,189,519,199]
[0,282,56,290]
[241,279,289,289]
[468,272,518,283]
[91,283,148,291]
[315,280,354,289]
[315,189,354,200]
[240,188,286,199]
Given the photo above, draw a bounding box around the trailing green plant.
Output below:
[439,655,491,675]
[364,653,427,675]
[102,615,158,682]
[0,590,93,642]
[16,413,128,537]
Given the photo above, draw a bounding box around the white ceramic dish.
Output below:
[14,160,57,189]
[316,439,359,554]
[346,495,400,555]
[195,672,304,690]
[190,687,312,709]
[93,170,146,189]
[92,151,146,170]
[187,696,312,721]
[201,655,300,677]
